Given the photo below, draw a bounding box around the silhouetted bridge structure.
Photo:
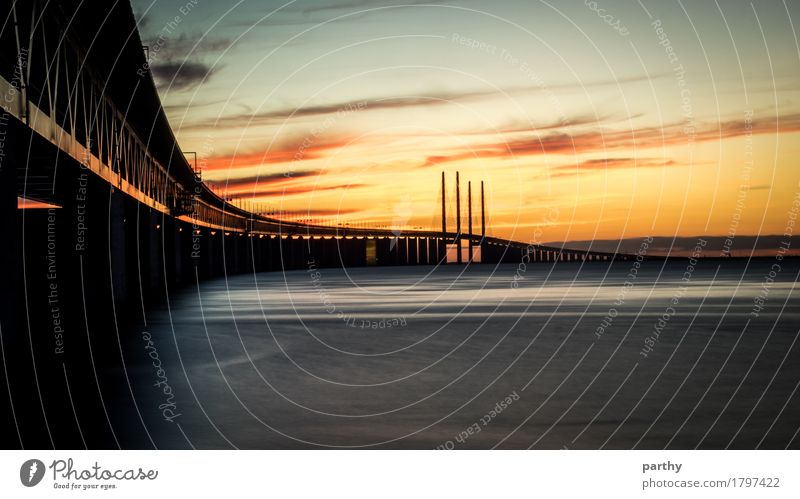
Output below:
[1,0,625,296]
[0,0,642,449]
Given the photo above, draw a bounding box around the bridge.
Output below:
[0,0,633,448]
[2,0,623,290]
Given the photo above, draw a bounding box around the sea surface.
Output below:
[129,259,800,449]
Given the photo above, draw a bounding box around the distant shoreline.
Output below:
[544,235,798,259]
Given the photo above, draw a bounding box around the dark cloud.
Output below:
[145,32,232,61]
[163,98,232,114]
[207,170,320,189]
[143,32,231,91]
[180,92,485,130]
[179,75,664,131]
[151,61,216,91]
[134,10,151,31]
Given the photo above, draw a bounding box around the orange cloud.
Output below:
[419,112,800,166]
[203,135,353,171]
[207,170,319,189]
[227,183,368,199]
[548,157,677,177]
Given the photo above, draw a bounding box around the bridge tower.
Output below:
[481,181,485,241]
[468,181,473,262]
[456,171,462,264]
[441,171,446,264]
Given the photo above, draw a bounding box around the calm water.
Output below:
[131,259,800,449]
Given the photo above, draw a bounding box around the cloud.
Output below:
[197,111,800,182]
[163,98,231,114]
[134,10,151,31]
[151,61,216,91]
[299,0,437,15]
[179,92,484,131]
[178,75,663,131]
[418,112,800,167]
[203,135,354,171]
[547,157,677,177]
[145,32,232,61]
[227,183,368,199]
[470,113,622,136]
[424,148,507,167]
[573,158,675,170]
[206,170,320,190]
[232,0,448,27]
[143,33,231,91]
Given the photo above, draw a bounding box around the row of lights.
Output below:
[154,225,436,241]
[155,224,459,244]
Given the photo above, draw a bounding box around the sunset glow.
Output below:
[133,0,800,246]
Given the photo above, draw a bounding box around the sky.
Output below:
[131,0,800,248]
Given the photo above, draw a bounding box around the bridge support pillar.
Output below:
[352,238,367,268]
[269,236,281,271]
[408,237,418,265]
[178,221,194,283]
[396,238,406,265]
[1,113,18,344]
[374,237,388,266]
[109,191,128,304]
[419,238,428,265]
[163,214,179,287]
[242,234,252,273]
[227,233,241,274]
[152,211,164,290]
